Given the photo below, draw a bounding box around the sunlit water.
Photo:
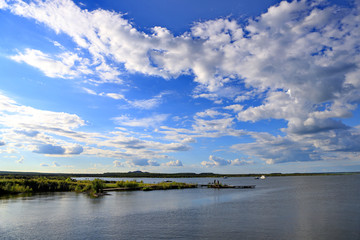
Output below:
[1,175,359,239]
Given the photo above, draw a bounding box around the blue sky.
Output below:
[0,0,360,174]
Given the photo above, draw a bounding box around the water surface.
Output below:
[1,175,359,239]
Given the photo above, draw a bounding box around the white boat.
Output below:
[255,175,266,180]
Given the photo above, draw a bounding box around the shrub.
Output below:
[91,179,105,193]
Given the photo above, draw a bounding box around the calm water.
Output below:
[1,175,359,240]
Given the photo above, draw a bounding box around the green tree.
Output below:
[91,179,105,193]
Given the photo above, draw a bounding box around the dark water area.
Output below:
[1,175,360,239]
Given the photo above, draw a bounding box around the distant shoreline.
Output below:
[1,171,359,178]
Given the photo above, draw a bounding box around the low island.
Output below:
[0,176,197,197]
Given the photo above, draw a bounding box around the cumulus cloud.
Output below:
[196,109,230,118]
[14,129,39,137]
[2,0,360,166]
[66,145,83,154]
[231,158,254,166]
[230,128,360,165]
[113,160,123,167]
[201,155,253,167]
[0,0,8,9]
[224,104,244,113]
[200,156,223,167]
[3,0,360,99]
[33,144,66,155]
[131,159,159,166]
[231,134,315,164]
[148,160,160,166]
[163,160,183,167]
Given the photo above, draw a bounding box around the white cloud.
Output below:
[0,93,85,131]
[66,145,83,154]
[223,104,244,112]
[53,161,60,167]
[16,156,24,164]
[4,0,360,102]
[10,48,92,79]
[104,93,125,100]
[83,87,97,95]
[127,91,171,110]
[0,0,8,9]
[113,114,169,128]
[201,155,252,167]
[113,160,123,167]
[33,144,65,155]
[162,160,183,167]
[201,155,229,167]
[196,109,230,118]
[2,0,360,167]
[231,158,253,166]
[130,159,160,167]
[0,93,193,165]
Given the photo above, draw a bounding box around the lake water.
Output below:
[1,175,359,240]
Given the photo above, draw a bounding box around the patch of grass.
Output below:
[112,180,197,191]
[0,178,197,197]
[0,177,95,195]
[116,180,143,188]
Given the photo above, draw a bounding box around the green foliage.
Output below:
[0,177,100,195]
[65,177,76,182]
[116,180,140,188]
[0,177,196,196]
[91,179,105,193]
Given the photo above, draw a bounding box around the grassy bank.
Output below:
[0,177,197,197]
[109,180,197,191]
[0,177,92,195]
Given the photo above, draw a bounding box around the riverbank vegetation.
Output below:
[0,177,197,197]
[111,180,197,191]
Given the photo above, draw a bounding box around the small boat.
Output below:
[255,175,266,180]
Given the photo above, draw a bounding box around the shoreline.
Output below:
[1,171,359,179]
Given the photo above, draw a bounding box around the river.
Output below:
[1,175,359,239]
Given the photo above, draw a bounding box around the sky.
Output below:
[0,0,360,174]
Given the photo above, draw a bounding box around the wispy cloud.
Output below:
[104,93,125,100]
[10,49,92,79]
[113,114,169,128]
[127,91,171,110]
[201,155,253,167]
[16,156,24,164]
[0,93,191,166]
[53,161,60,167]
